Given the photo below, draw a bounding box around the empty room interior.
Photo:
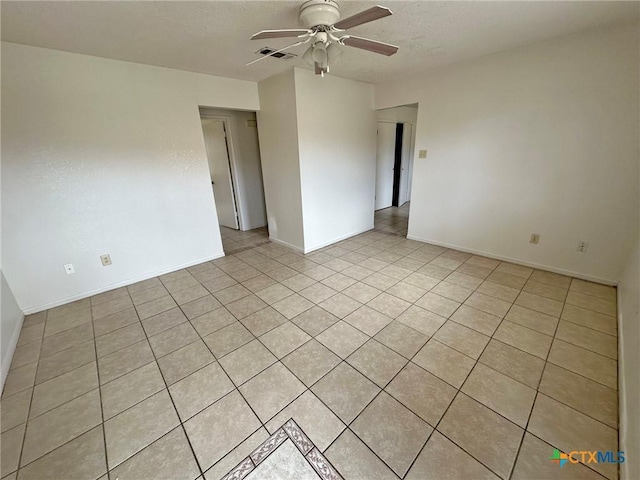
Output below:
[1,1,639,480]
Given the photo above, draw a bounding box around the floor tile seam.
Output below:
[514,301,617,479]
[551,333,619,361]
[567,282,618,301]
[14,315,59,475]
[343,336,411,389]
[339,313,489,477]
[514,391,619,480]
[95,326,158,360]
[516,430,613,480]
[400,311,522,480]
[18,228,620,478]
[117,311,210,478]
[89,316,110,479]
[557,316,618,338]
[92,317,143,341]
[537,306,620,426]
[558,301,619,348]
[31,350,98,389]
[124,279,166,296]
[199,424,267,479]
[91,300,136,322]
[545,342,620,386]
[36,328,97,357]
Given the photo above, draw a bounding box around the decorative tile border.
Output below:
[221,419,343,480]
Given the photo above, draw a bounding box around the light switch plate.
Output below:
[419,150,428,159]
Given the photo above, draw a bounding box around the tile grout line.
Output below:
[13,308,48,477]
[88,298,113,480]
[5,216,622,480]
[122,303,209,480]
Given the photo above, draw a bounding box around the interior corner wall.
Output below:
[619,235,640,480]
[1,42,260,313]
[375,22,640,283]
[256,70,305,251]
[294,68,377,252]
[1,270,24,392]
[199,108,267,231]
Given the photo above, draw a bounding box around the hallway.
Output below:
[374,203,410,237]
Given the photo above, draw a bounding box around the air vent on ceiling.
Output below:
[256,47,297,60]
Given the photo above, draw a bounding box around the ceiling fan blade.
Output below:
[246,39,309,66]
[250,29,310,40]
[341,35,398,56]
[333,6,392,30]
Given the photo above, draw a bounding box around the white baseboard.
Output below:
[21,252,225,315]
[268,236,304,253]
[1,312,24,394]
[303,225,374,254]
[406,235,618,286]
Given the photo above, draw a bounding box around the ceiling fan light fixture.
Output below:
[302,45,314,66]
[299,0,340,28]
[327,43,344,65]
[311,41,328,65]
[248,1,398,75]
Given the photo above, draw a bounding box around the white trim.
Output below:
[21,252,225,315]
[406,234,618,286]
[1,312,24,394]
[268,236,304,253]
[304,225,374,254]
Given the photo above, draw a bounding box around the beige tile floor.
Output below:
[221,226,270,254]
[1,206,619,480]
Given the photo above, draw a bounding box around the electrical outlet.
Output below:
[419,150,428,159]
[64,264,75,275]
[530,233,540,244]
[577,241,588,253]
[100,254,112,266]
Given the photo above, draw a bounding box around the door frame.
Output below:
[392,123,404,207]
[200,114,244,230]
[377,120,416,208]
[375,120,397,210]
[399,122,414,206]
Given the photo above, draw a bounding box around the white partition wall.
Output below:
[375,23,639,284]
[1,42,260,313]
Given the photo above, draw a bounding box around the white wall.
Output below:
[1,271,23,391]
[619,236,639,480]
[295,68,377,252]
[375,22,639,284]
[256,70,305,251]
[199,108,267,231]
[1,42,260,313]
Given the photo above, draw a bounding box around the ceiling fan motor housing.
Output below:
[299,0,340,28]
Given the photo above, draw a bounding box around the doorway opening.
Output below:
[374,104,418,236]
[199,108,269,254]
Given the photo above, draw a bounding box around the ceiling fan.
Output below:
[248,0,398,76]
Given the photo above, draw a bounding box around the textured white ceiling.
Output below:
[2,1,638,84]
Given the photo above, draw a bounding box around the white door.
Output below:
[399,123,413,205]
[201,119,239,229]
[375,122,396,210]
